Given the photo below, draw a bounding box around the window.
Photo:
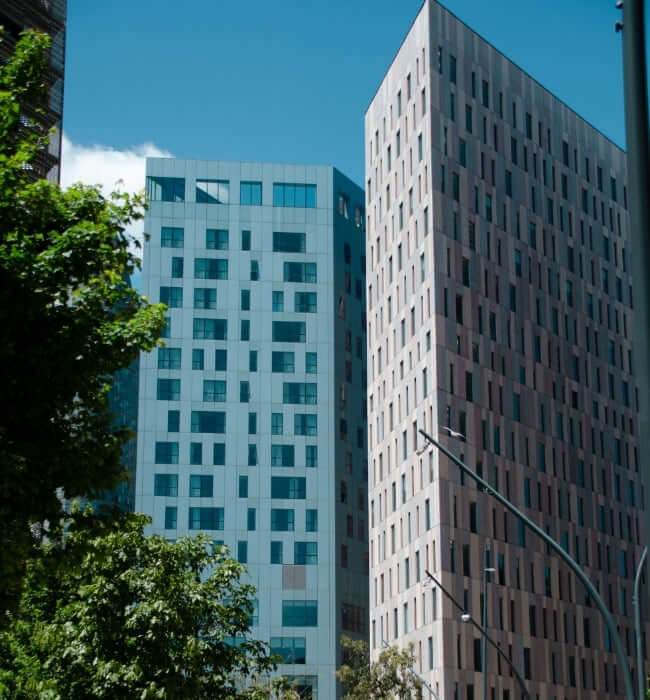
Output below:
[465,104,472,133]
[171,256,183,278]
[213,442,225,465]
[147,176,184,202]
[241,229,251,250]
[273,231,306,252]
[191,411,226,433]
[282,601,317,627]
[271,444,295,467]
[194,258,228,280]
[459,139,466,167]
[305,445,318,468]
[158,348,181,370]
[271,508,295,531]
[203,380,226,402]
[206,228,228,250]
[449,54,456,83]
[283,262,317,283]
[189,442,202,465]
[164,506,177,529]
[192,349,204,370]
[271,477,306,499]
[161,226,184,248]
[240,180,262,205]
[295,292,317,312]
[270,541,283,564]
[160,286,182,308]
[272,291,284,312]
[157,378,180,401]
[238,475,248,498]
[273,183,317,208]
[167,410,179,432]
[237,541,248,563]
[270,637,306,664]
[248,443,258,465]
[188,507,224,530]
[193,288,216,309]
[240,289,250,311]
[154,473,178,496]
[271,413,284,435]
[283,382,317,404]
[190,474,213,497]
[240,381,250,402]
[273,321,305,343]
[272,351,295,373]
[193,318,227,340]
[214,348,227,370]
[294,414,317,436]
[196,179,229,204]
[294,542,318,565]
[305,352,317,374]
[505,169,512,197]
[306,509,318,531]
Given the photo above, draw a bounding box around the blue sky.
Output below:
[64,0,637,188]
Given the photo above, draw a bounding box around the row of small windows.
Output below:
[147,176,317,208]
[160,287,319,313]
[158,347,318,374]
[155,472,307,501]
[155,437,318,468]
[161,228,309,254]
[162,318,311,343]
[157,380,316,404]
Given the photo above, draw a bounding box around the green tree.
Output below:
[335,635,422,699]
[0,508,280,699]
[0,29,164,615]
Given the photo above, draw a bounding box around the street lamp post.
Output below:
[482,549,496,700]
[425,569,530,700]
[419,428,637,700]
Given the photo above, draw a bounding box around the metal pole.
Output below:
[419,428,637,700]
[482,546,489,700]
[425,569,530,700]
[381,638,441,700]
[634,547,648,700]
[621,0,650,561]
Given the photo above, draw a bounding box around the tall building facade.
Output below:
[0,0,66,182]
[136,159,368,698]
[365,2,647,698]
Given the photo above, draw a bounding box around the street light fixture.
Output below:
[419,428,637,700]
[425,569,530,700]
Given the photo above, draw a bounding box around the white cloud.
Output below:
[60,134,173,283]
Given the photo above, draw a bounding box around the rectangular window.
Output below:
[188,507,224,530]
[271,444,295,467]
[295,292,317,312]
[241,229,251,250]
[167,409,179,432]
[272,290,284,312]
[273,183,317,208]
[189,442,202,465]
[190,474,213,498]
[294,414,317,436]
[237,541,248,563]
[240,381,250,402]
[157,378,180,401]
[192,348,204,370]
[213,442,225,465]
[193,318,227,340]
[271,413,283,435]
[270,541,283,564]
[305,445,318,468]
[161,226,184,248]
[306,509,318,532]
[271,477,306,499]
[164,506,177,529]
[206,228,228,250]
[171,256,183,278]
[191,411,226,434]
[194,258,228,280]
[272,351,295,373]
[193,288,216,309]
[465,104,472,133]
[270,508,295,531]
[147,176,185,202]
[158,347,181,370]
[214,348,227,371]
[294,542,318,565]
[160,286,182,308]
[273,231,306,252]
[154,473,178,496]
[270,637,306,664]
[273,321,306,343]
[283,382,317,405]
[283,262,317,283]
[240,180,262,205]
[282,601,317,626]
[196,179,229,204]
[203,380,226,402]
[305,352,317,374]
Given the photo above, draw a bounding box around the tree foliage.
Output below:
[0,509,281,699]
[335,635,422,699]
[0,29,165,615]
